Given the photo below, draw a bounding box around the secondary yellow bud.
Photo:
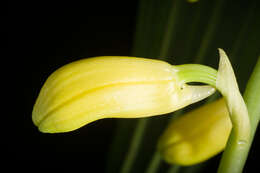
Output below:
[32,56,215,133]
[187,0,199,3]
[158,98,232,166]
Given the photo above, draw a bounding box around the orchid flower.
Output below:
[32,56,216,133]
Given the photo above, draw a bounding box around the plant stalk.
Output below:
[217,57,260,173]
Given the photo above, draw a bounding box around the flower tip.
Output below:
[189,85,216,104]
[218,48,228,63]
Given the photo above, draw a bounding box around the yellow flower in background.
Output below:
[187,0,199,3]
[158,98,232,166]
[32,56,215,133]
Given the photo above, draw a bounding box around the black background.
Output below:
[9,0,138,171]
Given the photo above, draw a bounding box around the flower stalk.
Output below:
[216,49,250,144]
[217,57,260,173]
[175,64,217,86]
[158,49,252,173]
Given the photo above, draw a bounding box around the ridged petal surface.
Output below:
[32,56,215,133]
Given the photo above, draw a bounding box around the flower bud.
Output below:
[32,57,215,133]
[158,98,232,166]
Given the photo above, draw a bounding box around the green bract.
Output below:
[216,49,250,143]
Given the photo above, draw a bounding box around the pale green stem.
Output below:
[217,57,260,173]
[159,0,182,58]
[167,165,181,173]
[144,152,161,173]
[216,49,251,173]
[145,110,184,173]
[166,9,255,169]
[229,2,255,61]
[132,0,155,57]
[194,0,225,62]
[105,119,135,173]
[120,119,148,173]
[244,58,260,141]
[176,64,217,86]
[184,2,203,59]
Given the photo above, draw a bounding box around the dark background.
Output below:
[9,0,138,171]
[8,0,259,172]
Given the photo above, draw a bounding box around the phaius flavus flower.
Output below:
[158,98,232,166]
[32,57,216,133]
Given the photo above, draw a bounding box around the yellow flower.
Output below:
[32,56,215,133]
[187,0,199,3]
[158,98,232,166]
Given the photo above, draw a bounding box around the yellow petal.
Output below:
[32,56,215,133]
[158,98,232,166]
